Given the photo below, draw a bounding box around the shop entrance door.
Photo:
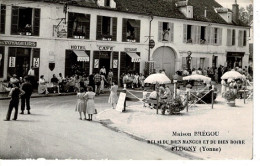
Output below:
[16,48,31,78]
[99,51,111,75]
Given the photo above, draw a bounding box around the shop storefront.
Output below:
[93,45,119,81]
[65,45,90,77]
[120,48,141,75]
[0,40,40,80]
[226,52,244,69]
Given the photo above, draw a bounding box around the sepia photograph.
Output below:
[0,0,256,161]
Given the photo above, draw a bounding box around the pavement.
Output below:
[0,95,187,160]
[96,96,253,160]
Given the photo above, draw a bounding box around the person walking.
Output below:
[94,73,102,95]
[75,89,87,120]
[108,81,118,109]
[139,73,145,89]
[100,73,107,94]
[84,86,96,121]
[4,83,25,121]
[20,76,33,114]
[107,69,113,88]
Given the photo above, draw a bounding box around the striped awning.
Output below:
[73,50,89,62]
[126,52,141,62]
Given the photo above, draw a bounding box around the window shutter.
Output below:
[11,6,19,35]
[122,18,127,42]
[210,27,214,44]
[158,21,163,42]
[169,22,174,43]
[96,15,102,40]
[85,14,90,39]
[120,52,126,75]
[67,13,74,38]
[191,25,196,43]
[183,24,187,43]
[204,58,209,68]
[218,28,222,45]
[135,20,141,43]
[192,57,197,69]
[182,57,187,69]
[205,26,210,44]
[243,30,247,46]
[33,8,40,36]
[112,17,117,41]
[197,58,200,68]
[238,30,243,47]
[0,5,6,34]
[227,29,231,46]
[195,26,200,44]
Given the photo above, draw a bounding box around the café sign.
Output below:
[98,45,114,51]
[0,40,37,47]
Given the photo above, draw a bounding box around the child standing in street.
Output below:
[142,89,148,107]
[75,89,87,120]
[4,83,25,121]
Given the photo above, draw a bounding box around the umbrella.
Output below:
[183,74,211,83]
[144,73,171,84]
[221,70,246,80]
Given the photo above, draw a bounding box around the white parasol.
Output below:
[183,74,211,83]
[221,70,246,80]
[144,73,171,84]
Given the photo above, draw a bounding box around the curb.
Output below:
[97,108,202,160]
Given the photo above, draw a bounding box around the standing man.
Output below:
[20,76,33,114]
[94,72,102,95]
[28,66,35,88]
[100,66,107,75]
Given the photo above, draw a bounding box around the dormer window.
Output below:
[104,0,110,7]
[175,1,193,19]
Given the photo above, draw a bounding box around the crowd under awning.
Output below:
[73,50,89,62]
[126,52,141,62]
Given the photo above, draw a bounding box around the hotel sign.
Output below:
[0,40,37,47]
[71,45,86,50]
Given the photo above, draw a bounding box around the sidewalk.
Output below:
[96,96,253,159]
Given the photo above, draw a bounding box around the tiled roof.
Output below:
[24,0,249,27]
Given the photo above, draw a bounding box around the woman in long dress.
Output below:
[100,73,107,94]
[221,79,227,97]
[75,89,87,120]
[108,81,118,109]
[84,86,96,121]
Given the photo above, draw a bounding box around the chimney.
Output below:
[232,0,239,23]
[204,7,207,17]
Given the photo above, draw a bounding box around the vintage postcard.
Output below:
[0,0,255,160]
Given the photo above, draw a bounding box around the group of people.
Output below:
[121,73,145,89]
[75,81,119,121]
[4,76,33,121]
[37,66,115,96]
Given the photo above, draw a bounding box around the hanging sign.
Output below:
[33,58,40,68]
[9,57,16,67]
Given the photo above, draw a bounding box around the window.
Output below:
[104,0,110,7]
[11,6,40,36]
[158,22,174,42]
[199,58,205,69]
[214,28,218,44]
[122,18,141,42]
[243,30,247,46]
[96,16,117,41]
[187,25,192,42]
[68,12,90,39]
[232,29,236,45]
[200,26,206,43]
[0,4,6,34]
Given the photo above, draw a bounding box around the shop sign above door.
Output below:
[71,45,86,50]
[0,40,37,47]
[98,45,114,51]
[124,48,137,52]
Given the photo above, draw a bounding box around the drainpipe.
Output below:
[148,15,154,61]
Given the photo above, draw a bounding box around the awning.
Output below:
[127,20,140,28]
[73,50,89,62]
[126,52,141,62]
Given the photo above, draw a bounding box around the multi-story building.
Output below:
[0,0,250,83]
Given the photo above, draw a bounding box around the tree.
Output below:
[239,4,253,25]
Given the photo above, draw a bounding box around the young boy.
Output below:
[4,83,25,121]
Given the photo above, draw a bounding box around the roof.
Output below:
[24,0,249,27]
